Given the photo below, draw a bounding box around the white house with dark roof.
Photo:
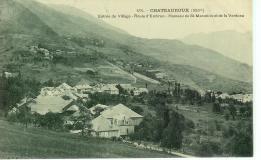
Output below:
[94,84,119,95]
[133,88,149,96]
[74,84,93,93]
[90,103,143,138]
[101,84,119,95]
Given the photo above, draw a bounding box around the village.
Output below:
[1,60,253,157]
[6,73,253,138]
[7,80,150,138]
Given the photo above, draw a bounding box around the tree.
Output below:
[161,111,185,149]
[239,107,246,117]
[229,105,237,120]
[212,102,221,113]
[74,106,92,136]
[226,121,253,156]
[93,107,105,118]
[116,84,128,95]
[196,141,222,157]
[17,105,32,128]
[130,114,155,141]
[130,105,143,115]
[40,112,64,130]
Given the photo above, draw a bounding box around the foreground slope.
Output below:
[0,120,174,158]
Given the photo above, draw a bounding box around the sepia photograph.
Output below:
[0,0,255,158]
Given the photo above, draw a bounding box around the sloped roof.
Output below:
[75,84,92,89]
[135,88,149,92]
[91,115,119,132]
[66,105,79,112]
[120,84,135,90]
[64,92,77,100]
[57,83,72,90]
[100,103,143,118]
[74,93,89,98]
[101,84,118,91]
[29,95,73,115]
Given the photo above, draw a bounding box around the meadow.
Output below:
[0,119,175,158]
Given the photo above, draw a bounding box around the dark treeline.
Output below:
[0,73,41,114]
[130,92,195,149]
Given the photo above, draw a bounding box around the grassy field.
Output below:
[169,103,248,156]
[0,119,175,158]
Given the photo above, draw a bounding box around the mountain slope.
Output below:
[0,0,57,36]
[48,4,129,35]
[0,0,252,93]
[127,38,252,82]
[19,0,252,83]
[181,30,252,65]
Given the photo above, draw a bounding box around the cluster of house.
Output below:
[9,95,143,138]
[8,81,146,138]
[215,92,253,103]
[118,84,149,96]
[147,69,168,80]
[40,82,148,97]
[29,45,53,60]
[9,81,148,115]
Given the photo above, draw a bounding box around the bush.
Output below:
[130,105,143,115]
[196,141,222,157]
[161,111,185,149]
[212,102,221,113]
[226,121,253,156]
[185,119,195,130]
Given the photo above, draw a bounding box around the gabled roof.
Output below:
[100,103,143,118]
[120,84,135,90]
[134,88,148,92]
[57,83,72,90]
[29,95,73,115]
[101,84,118,91]
[66,105,79,112]
[75,84,92,90]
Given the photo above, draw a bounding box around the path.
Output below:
[107,62,137,83]
[133,72,160,84]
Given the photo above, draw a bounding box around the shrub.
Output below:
[196,141,222,157]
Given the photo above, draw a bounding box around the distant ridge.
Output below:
[181,30,252,65]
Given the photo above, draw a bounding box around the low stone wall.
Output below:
[122,140,193,158]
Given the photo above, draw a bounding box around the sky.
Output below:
[37,0,252,39]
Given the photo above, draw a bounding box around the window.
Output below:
[114,119,117,125]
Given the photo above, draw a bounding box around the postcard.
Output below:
[0,0,252,158]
